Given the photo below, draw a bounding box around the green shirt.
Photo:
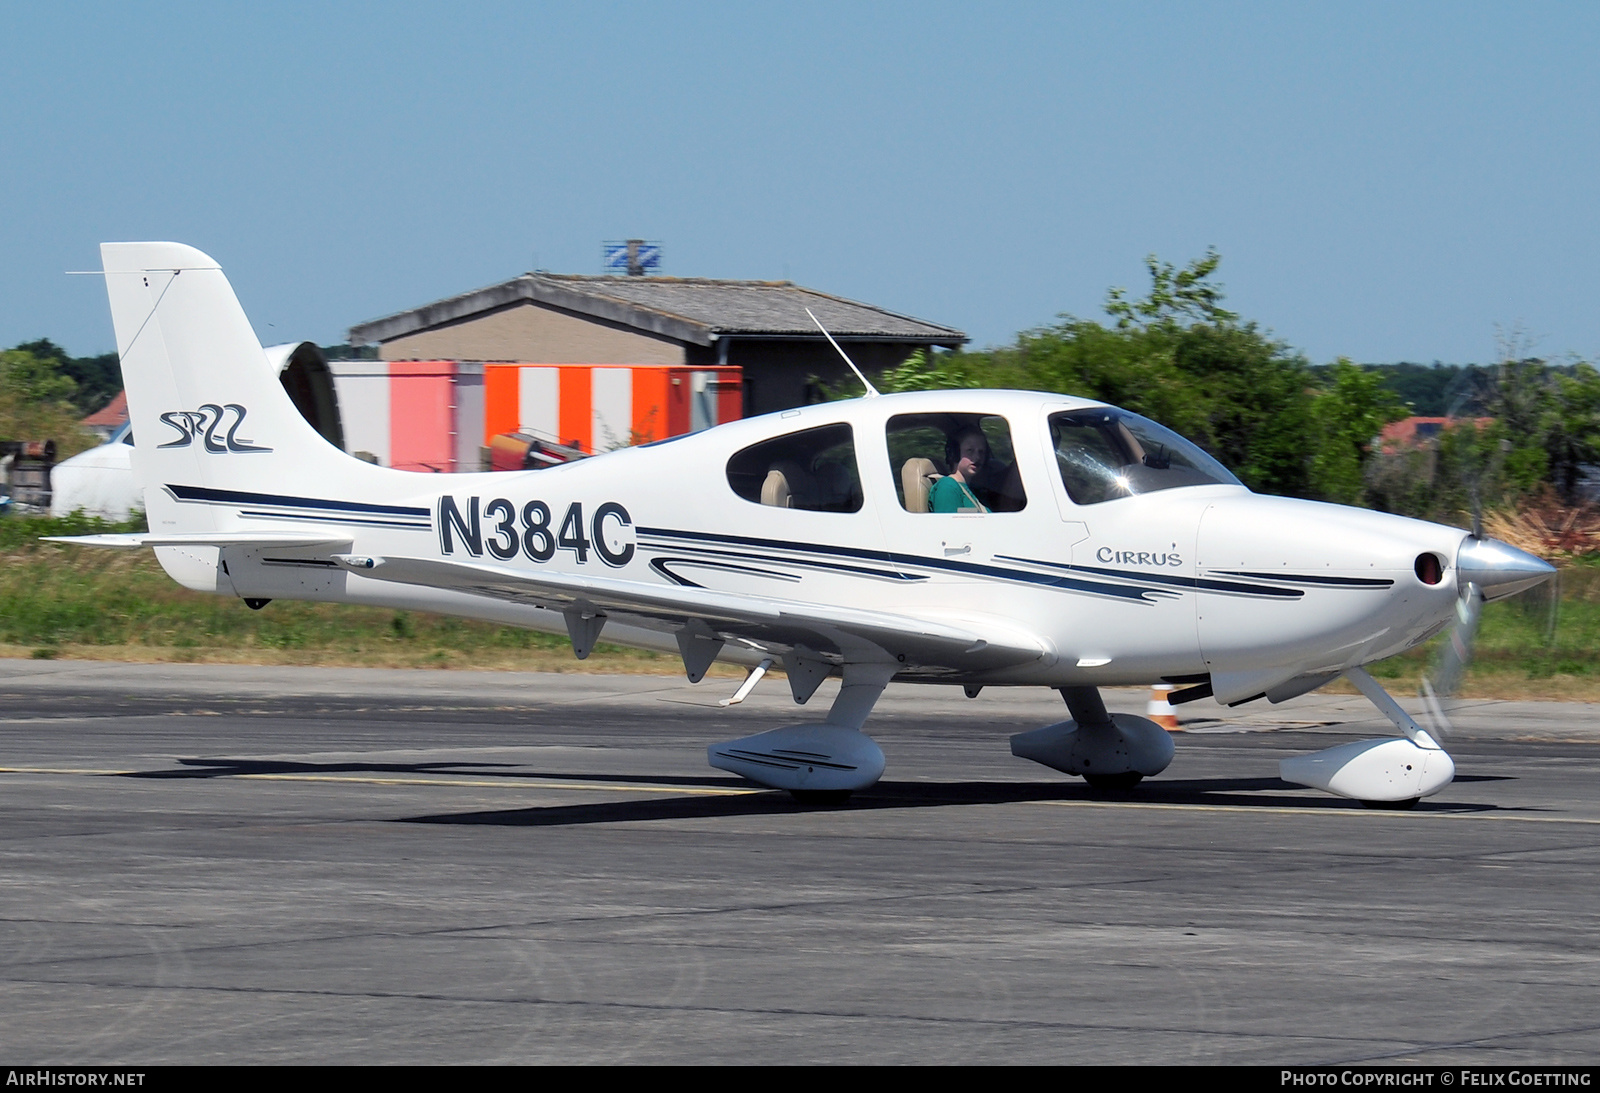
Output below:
[929,475,988,513]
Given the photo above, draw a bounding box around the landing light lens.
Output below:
[1415,553,1443,585]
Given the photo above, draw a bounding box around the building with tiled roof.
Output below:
[348,274,967,416]
[79,390,129,442]
[1379,415,1495,453]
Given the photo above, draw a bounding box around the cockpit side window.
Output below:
[887,413,1027,513]
[1049,409,1242,505]
[726,423,863,513]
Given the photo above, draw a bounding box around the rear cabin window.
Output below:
[726,423,863,513]
[887,413,1027,514]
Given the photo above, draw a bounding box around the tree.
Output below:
[10,339,121,416]
[1001,318,1205,437]
[1544,362,1600,503]
[0,348,97,456]
[1488,354,1551,495]
[1363,362,1467,417]
[1103,249,1238,331]
[874,349,987,394]
[826,251,1434,503]
[1163,320,1314,498]
[1308,360,1408,505]
[994,252,1317,497]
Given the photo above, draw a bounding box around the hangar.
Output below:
[346,272,968,419]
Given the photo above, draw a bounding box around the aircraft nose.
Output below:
[1457,536,1556,601]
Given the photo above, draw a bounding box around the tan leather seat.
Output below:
[900,457,944,513]
[761,460,813,508]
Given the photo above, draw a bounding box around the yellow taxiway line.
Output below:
[235,773,758,796]
[0,766,756,797]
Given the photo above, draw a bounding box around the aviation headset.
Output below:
[945,423,988,471]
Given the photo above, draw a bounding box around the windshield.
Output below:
[1048,409,1242,505]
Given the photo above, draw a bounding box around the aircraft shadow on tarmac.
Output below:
[399,775,1519,827]
[114,758,1518,826]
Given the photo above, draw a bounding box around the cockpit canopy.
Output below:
[722,398,1243,516]
[1050,409,1241,505]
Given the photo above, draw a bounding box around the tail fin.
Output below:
[101,242,382,534]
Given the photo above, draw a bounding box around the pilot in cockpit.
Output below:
[929,425,991,513]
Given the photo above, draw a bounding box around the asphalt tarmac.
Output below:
[1,658,1597,1065]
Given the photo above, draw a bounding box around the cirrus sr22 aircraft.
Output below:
[58,242,1557,808]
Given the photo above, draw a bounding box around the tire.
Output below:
[790,789,853,805]
[1083,772,1144,790]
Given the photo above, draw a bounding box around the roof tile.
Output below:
[349,274,965,347]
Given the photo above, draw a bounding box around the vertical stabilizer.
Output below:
[100,243,383,537]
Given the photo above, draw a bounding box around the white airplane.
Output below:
[58,242,1556,807]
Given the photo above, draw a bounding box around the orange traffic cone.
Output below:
[1147,685,1179,732]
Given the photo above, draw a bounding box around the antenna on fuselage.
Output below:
[806,307,879,398]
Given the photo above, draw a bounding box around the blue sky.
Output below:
[5,2,1599,365]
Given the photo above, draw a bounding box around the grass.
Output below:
[0,514,689,674]
[1332,560,1600,700]
[3,514,1596,697]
